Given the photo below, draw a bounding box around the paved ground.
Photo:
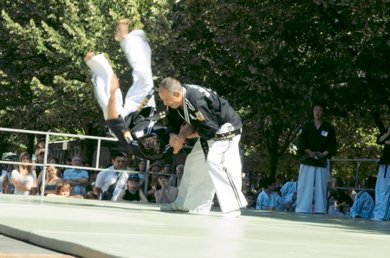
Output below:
[0,195,389,258]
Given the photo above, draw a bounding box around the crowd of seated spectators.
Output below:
[239,173,383,220]
[0,149,387,221]
[0,150,183,205]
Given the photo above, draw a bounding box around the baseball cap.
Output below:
[128,174,140,181]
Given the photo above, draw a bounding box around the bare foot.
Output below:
[84,52,95,62]
[114,19,130,41]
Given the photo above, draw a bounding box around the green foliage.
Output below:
[152,0,390,180]
[0,0,389,181]
[0,0,171,160]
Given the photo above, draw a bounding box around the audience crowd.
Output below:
[0,147,388,221]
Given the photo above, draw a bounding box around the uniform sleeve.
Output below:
[326,124,337,156]
[106,117,133,147]
[280,183,288,197]
[376,130,389,145]
[192,98,220,139]
[274,193,284,211]
[256,192,266,210]
[165,110,183,135]
[297,123,308,152]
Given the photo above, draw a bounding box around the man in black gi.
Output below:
[106,76,172,161]
[296,102,337,213]
[158,77,247,217]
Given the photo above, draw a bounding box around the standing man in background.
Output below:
[296,102,337,214]
[371,126,390,220]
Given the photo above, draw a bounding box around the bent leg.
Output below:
[84,53,124,119]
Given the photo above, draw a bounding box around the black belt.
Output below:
[213,128,242,141]
[136,88,155,112]
[149,111,166,121]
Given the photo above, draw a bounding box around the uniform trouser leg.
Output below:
[296,164,329,213]
[296,164,314,213]
[206,135,247,213]
[372,165,390,220]
[174,139,215,214]
[313,165,329,213]
[120,29,155,115]
[85,55,124,119]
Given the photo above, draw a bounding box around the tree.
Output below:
[0,0,171,162]
[152,0,390,180]
[1,0,389,182]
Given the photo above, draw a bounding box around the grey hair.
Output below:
[159,77,182,94]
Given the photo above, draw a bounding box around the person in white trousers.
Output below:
[295,103,337,214]
[158,78,247,217]
[84,19,155,121]
[372,126,390,221]
[84,20,173,161]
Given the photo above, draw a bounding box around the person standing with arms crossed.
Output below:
[296,102,337,214]
[158,77,247,217]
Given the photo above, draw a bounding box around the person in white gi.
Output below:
[158,77,247,217]
[255,178,283,211]
[280,180,297,211]
[372,126,390,221]
[95,151,129,201]
[84,20,174,161]
[296,103,337,214]
[84,19,155,123]
[351,190,375,219]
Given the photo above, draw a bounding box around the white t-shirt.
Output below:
[11,169,36,195]
[95,166,128,201]
[0,170,7,193]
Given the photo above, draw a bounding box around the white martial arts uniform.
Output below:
[280,181,297,199]
[280,181,297,210]
[85,29,155,119]
[164,85,248,215]
[371,129,390,221]
[295,162,330,213]
[174,131,247,214]
[296,119,337,214]
[255,190,283,211]
[350,190,375,219]
[372,165,390,220]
